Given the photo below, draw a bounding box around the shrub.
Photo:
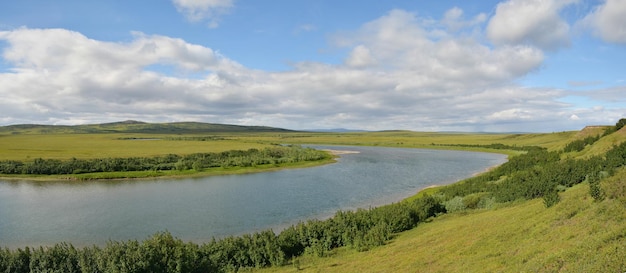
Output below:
[444,196,466,213]
[587,173,606,202]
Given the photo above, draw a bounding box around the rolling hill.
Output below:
[0,120,294,134]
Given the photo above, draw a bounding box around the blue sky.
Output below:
[0,0,625,132]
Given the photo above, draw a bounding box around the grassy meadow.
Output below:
[0,128,580,162]
[0,133,269,161]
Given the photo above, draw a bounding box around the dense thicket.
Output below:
[0,195,445,273]
[433,143,543,152]
[0,146,329,175]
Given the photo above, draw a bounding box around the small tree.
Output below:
[616,118,626,131]
[543,189,560,208]
[588,173,606,202]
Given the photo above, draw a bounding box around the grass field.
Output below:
[0,130,578,162]
[0,133,269,161]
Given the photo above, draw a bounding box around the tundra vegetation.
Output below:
[0,119,625,272]
[0,146,330,178]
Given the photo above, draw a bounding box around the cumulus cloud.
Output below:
[336,9,543,85]
[172,0,234,28]
[0,28,247,123]
[345,45,376,68]
[486,0,576,50]
[0,7,614,132]
[581,0,626,44]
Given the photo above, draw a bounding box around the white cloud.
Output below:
[486,0,577,50]
[345,45,376,68]
[172,0,234,28]
[336,10,543,86]
[0,6,618,132]
[0,28,247,123]
[581,0,626,44]
[442,7,487,32]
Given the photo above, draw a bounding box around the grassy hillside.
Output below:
[262,170,626,272]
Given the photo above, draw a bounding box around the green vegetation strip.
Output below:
[0,146,331,180]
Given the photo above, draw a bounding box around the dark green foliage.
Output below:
[439,138,626,208]
[616,118,626,131]
[563,135,600,152]
[542,188,561,208]
[588,172,606,202]
[0,247,31,273]
[0,146,330,176]
[432,143,542,152]
[602,118,626,136]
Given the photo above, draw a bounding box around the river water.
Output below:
[0,145,506,248]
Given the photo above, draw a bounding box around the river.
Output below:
[0,145,506,248]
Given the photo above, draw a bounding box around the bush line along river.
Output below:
[0,145,506,249]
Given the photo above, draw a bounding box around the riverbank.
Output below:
[0,156,337,182]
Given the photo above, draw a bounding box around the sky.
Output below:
[0,0,625,132]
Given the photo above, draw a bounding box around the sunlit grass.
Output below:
[0,134,268,161]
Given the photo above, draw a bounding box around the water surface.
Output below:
[0,145,506,248]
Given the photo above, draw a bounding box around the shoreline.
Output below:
[321,149,361,155]
[0,157,338,183]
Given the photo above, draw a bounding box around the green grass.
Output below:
[0,134,269,161]
[0,127,578,162]
[261,169,626,273]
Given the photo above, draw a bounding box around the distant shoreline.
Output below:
[321,149,361,155]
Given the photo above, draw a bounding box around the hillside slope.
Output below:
[263,169,626,273]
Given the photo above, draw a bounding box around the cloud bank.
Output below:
[0,2,624,132]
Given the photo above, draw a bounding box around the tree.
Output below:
[588,172,606,202]
[616,118,626,131]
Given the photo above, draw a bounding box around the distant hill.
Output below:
[0,120,294,134]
